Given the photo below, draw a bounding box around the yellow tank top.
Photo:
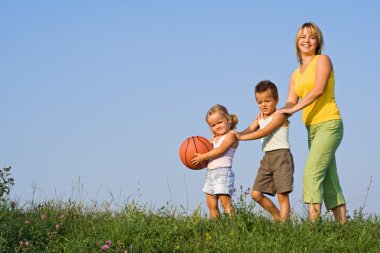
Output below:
[293,55,341,126]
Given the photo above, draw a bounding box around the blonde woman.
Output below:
[279,22,346,224]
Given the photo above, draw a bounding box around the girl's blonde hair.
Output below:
[295,22,324,64]
[206,104,238,130]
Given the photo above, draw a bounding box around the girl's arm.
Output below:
[191,132,237,165]
[281,55,332,115]
[238,113,287,141]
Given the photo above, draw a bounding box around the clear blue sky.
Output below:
[1,1,379,217]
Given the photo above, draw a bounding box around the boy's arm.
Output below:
[236,118,260,136]
[239,113,287,141]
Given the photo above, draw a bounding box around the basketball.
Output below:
[179,136,213,170]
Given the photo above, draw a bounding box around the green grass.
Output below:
[1,198,380,253]
[1,168,379,252]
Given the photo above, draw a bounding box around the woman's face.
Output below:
[298,28,318,56]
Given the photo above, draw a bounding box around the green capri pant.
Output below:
[303,119,346,210]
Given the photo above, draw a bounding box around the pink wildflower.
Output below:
[101,244,110,250]
[20,240,30,248]
[105,240,112,245]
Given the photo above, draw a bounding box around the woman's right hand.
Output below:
[277,108,294,116]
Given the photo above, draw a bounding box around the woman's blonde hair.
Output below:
[206,104,238,130]
[295,22,324,64]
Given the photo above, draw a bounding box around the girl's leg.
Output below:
[251,190,281,221]
[219,194,234,216]
[206,193,220,218]
[277,192,290,221]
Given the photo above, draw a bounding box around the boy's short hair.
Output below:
[255,80,279,100]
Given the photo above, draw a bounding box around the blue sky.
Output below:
[1,1,380,217]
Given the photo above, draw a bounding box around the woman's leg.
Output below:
[332,204,346,224]
[308,203,321,222]
[303,120,345,222]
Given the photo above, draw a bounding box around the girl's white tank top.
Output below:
[207,133,236,170]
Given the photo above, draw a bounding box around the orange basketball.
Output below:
[179,136,213,170]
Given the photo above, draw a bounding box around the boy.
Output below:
[235,80,294,221]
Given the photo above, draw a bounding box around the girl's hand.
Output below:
[191,153,205,165]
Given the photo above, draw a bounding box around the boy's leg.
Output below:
[206,193,220,219]
[272,149,294,221]
[219,194,234,216]
[277,192,290,221]
[251,190,281,221]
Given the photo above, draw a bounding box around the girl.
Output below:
[191,104,239,218]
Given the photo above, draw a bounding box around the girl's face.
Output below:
[298,28,318,56]
[207,113,230,136]
[255,90,278,116]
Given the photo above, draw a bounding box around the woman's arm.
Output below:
[283,55,332,114]
[280,73,299,114]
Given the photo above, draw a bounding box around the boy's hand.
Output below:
[256,112,264,120]
[232,130,242,140]
[191,153,205,165]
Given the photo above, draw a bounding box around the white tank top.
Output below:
[207,133,237,169]
[259,115,290,152]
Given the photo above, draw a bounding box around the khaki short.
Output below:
[253,149,294,196]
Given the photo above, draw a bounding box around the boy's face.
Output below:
[255,90,278,116]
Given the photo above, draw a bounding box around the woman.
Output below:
[279,22,346,223]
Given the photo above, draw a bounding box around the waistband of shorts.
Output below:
[306,119,343,129]
[207,166,232,171]
[264,148,290,154]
